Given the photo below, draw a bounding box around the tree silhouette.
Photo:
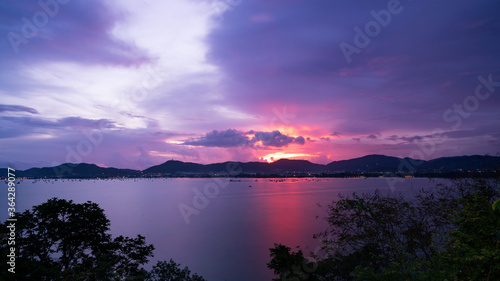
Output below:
[269,178,500,280]
[0,198,154,281]
[146,259,206,281]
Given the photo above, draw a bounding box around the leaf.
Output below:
[493,199,500,211]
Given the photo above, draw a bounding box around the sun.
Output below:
[261,152,314,163]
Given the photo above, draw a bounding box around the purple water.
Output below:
[1,177,448,280]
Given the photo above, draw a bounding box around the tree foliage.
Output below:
[267,243,320,281]
[0,198,208,281]
[269,178,500,281]
[0,198,154,281]
[145,259,207,281]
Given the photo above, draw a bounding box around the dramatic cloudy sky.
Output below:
[1,0,499,169]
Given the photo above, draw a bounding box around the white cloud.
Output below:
[3,0,223,132]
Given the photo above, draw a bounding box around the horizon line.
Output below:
[3,153,498,171]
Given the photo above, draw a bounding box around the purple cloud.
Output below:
[385,135,428,143]
[252,130,306,147]
[0,0,151,66]
[184,129,306,148]
[252,131,295,147]
[0,116,115,139]
[0,116,114,129]
[205,0,500,142]
[0,104,38,114]
[184,129,251,147]
[294,136,305,145]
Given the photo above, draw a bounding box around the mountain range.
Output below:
[1,154,499,179]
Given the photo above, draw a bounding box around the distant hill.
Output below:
[1,154,499,179]
[142,159,324,175]
[326,154,404,172]
[418,155,500,172]
[143,160,205,174]
[267,159,326,172]
[3,163,141,179]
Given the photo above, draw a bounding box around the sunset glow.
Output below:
[261,153,315,163]
[0,0,498,170]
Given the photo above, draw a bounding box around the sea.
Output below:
[1,177,449,281]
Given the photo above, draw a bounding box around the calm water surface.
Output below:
[2,178,449,281]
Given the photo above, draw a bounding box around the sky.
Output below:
[0,0,499,170]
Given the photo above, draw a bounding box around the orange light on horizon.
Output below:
[258,124,323,138]
[261,152,314,163]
